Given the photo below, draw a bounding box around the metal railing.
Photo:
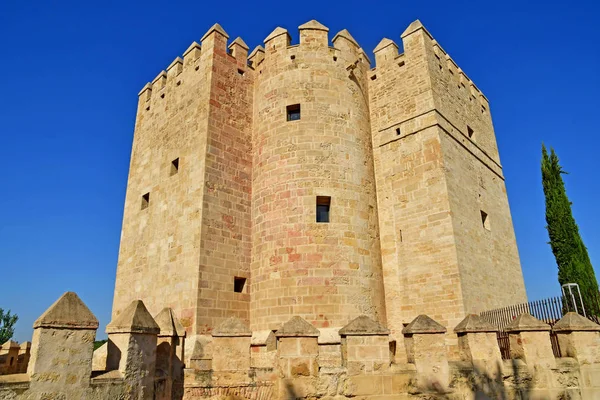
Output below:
[480,296,565,359]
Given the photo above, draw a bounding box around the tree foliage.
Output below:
[541,145,600,317]
[0,308,18,345]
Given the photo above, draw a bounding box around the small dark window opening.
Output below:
[370,74,377,80]
[395,127,401,136]
[333,56,337,62]
[435,54,441,60]
[287,104,301,121]
[238,68,245,76]
[316,196,331,223]
[234,277,246,293]
[398,61,405,67]
[160,93,165,99]
[467,126,474,139]
[141,193,150,210]
[439,64,443,70]
[290,55,296,60]
[170,158,180,176]
[481,105,487,114]
[481,210,490,231]
[9,357,14,366]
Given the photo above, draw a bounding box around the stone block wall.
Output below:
[3,293,600,399]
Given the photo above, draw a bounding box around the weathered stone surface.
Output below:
[92,342,107,371]
[212,317,252,337]
[339,315,390,336]
[275,317,319,337]
[403,315,447,335]
[332,29,359,47]
[264,27,289,42]
[200,23,228,41]
[373,38,398,53]
[454,314,497,333]
[298,19,329,31]
[506,313,550,332]
[554,312,600,332]
[33,291,98,329]
[401,19,428,38]
[229,37,249,50]
[154,308,185,337]
[106,300,160,334]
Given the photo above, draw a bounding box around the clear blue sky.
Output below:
[1,0,598,342]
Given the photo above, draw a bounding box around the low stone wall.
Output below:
[0,341,30,375]
[2,292,600,399]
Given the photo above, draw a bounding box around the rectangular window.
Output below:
[234,277,246,293]
[286,104,301,121]
[467,126,474,139]
[316,196,331,223]
[481,210,490,231]
[395,127,401,136]
[141,192,150,210]
[170,158,179,176]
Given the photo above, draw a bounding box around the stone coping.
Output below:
[402,315,446,335]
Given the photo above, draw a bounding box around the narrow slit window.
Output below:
[234,277,246,293]
[480,210,490,231]
[141,192,150,210]
[316,196,331,223]
[286,104,300,121]
[395,127,401,136]
[467,126,474,139]
[170,157,179,176]
[398,61,405,67]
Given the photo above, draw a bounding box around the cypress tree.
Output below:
[541,144,600,318]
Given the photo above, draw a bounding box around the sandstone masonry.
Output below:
[111,19,527,359]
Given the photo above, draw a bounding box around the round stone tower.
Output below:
[250,21,386,331]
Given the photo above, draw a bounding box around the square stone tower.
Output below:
[111,20,527,349]
[368,21,527,339]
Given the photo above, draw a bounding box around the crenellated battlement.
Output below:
[254,20,369,79]
[371,20,488,112]
[136,23,253,110]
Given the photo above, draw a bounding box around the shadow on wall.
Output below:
[284,381,299,400]
[424,360,568,400]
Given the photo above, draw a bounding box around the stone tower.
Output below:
[112,20,527,348]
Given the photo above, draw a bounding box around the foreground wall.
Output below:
[2,292,600,400]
